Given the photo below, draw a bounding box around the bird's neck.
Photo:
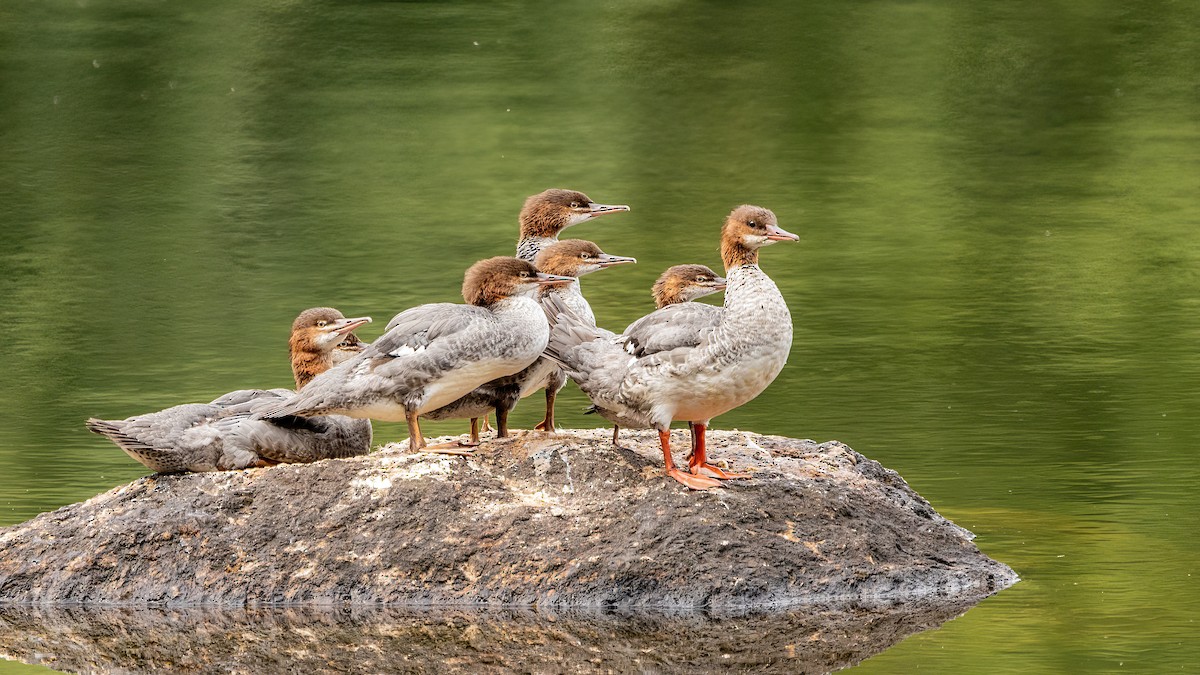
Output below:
[721,240,758,270]
[517,235,558,262]
[290,348,332,390]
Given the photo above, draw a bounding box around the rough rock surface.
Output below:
[0,429,1017,608]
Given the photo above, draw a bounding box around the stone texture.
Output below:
[0,429,1017,609]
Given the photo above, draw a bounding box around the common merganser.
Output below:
[515,188,630,263]
[518,190,629,432]
[544,205,798,490]
[85,308,374,473]
[258,257,574,452]
[424,189,630,442]
[587,264,728,446]
[422,240,636,447]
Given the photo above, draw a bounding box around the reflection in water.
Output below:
[0,600,986,674]
[1,0,1199,671]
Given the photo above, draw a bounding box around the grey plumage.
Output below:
[86,307,374,473]
[544,262,793,433]
[85,393,371,473]
[259,298,549,420]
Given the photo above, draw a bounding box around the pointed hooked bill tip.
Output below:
[597,254,637,266]
[766,224,799,242]
[534,272,577,286]
[333,316,372,334]
[587,202,631,217]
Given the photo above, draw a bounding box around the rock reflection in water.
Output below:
[0,600,985,674]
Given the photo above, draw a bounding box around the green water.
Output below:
[2,0,1198,672]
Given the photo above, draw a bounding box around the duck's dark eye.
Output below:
[570,201,581,209]
[316,320,327,327]
[748,220,759,228]
[697,276,710,282]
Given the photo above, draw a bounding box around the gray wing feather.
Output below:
[621,303,722,358]
[87,392,371,472]
[212,411,372,464]
[261,303,496,418]
[210,389,290,407]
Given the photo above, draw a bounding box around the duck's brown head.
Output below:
[719,205,797,270]
[518,189,630,239]
[462,256,575,307]
[332,332,368,366]
[652,264,727,308]
[289,307,372,389]
[533,239,637,279]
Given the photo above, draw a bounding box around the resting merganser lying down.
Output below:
[257,257,574,452]
[586,264,727,446]
[86,308,373,473]
[543,205,798,490]
[422,240,636,448]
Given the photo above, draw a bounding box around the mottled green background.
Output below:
[2,1,1198,672]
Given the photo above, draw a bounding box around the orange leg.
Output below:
[688,423,751,480]
[612,425,621,446]
[480,414,493,433]
[405,409,427,452]
[659,429,723,490]
[535,388,556,432]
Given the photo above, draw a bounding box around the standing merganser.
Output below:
[257,257,574,452]
[422,240,636,447]
[544,205,798,490]
[424,189,630,442]
[85,308,374,473]
[587,264,728,446]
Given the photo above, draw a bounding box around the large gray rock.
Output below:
[0,429,1017,608]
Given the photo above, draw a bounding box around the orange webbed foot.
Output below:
[690,462,751,480]
[667,468,725,490]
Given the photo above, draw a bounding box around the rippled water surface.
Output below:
[2,1,1198,673]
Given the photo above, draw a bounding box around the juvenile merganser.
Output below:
[258,257,574,452]
[517,190,629,431]
[86,308,374,473]
[588,264,728,446]
[422,189,630,442]
[544,205,798,490]
[422,240,636,447]
[515,188,630,263]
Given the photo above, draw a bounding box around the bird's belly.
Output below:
[418,359,531,414]
[662,352,788,422]
[517,358,559,399]
[347,401,409,422]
